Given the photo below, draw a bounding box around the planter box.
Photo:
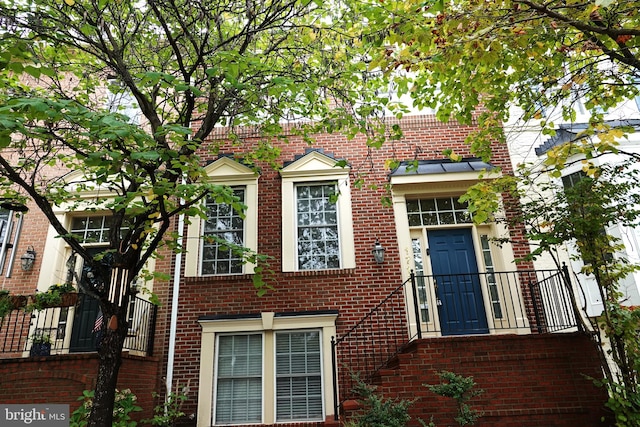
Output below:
[59,293,79,307]
[9,295,28,309]
[30,343,51,357]
[30,292,79,309]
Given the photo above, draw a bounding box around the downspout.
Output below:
[165,209,185,397]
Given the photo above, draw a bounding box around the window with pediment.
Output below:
[184,157,258,277]
[280,150,355,272]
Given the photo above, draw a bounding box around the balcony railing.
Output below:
[331,267,581,419]
[0,295,157,358]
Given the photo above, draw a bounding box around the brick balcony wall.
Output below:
[0,353,160,422]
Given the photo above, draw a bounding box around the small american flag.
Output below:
[92,312,103,333]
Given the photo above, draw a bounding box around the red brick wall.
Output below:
[0,206,51,295]
[0,353,160,421]
[372,333,608,427]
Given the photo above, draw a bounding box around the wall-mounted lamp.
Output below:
[372,239,386,264]
[65,254,77,283]
[20,246,36,271]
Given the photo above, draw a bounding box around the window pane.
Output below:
[408,213,422,226]
[202,188,245,275]
[438,212,455,224]
[455,211,472,224]
[71,215,127,244]
[453,198,467,210]
[420,199,436,211]
[406,200,420,213]
[412,238,430,322]
[436,198,452,210]
[422,212,438,225]
[275,331,323,421]
[406,197,470,226]
[215,334,262,424]
[296,184,340,270]
[480,235,503,319]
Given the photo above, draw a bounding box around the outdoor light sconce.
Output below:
[20,246,36,271]
[372,239,386,264]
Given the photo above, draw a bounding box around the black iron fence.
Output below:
[0,296,157,357]
[331,267,581,418]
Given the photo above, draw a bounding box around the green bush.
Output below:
[425,371,483,426]
[70,389,142,427]
[142,389,188,427]
[345,374,413,427]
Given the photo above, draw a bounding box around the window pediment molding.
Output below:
[204,156,259,183]
[280,150,349,180]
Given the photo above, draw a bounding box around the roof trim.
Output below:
[535,119,640,156]
[389,157,496,177]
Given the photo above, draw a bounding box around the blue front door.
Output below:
[428,228,488,335]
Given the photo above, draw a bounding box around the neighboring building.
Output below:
[505,96,640,317]
[0,113,607,426]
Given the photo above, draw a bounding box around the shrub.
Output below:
[425,371,483,426]
[345,374,413,427]
[70,389,142,427]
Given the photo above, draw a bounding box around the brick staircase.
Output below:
[345,332,610,427]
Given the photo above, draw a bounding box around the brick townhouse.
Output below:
[0,113,607,426]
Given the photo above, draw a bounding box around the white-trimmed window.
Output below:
[406,197,472,226]
[106,79,141,124]
[202,187,246,275]
[281,150,355,272]
[71,215,120,244]
[275,330,323,421]
[296,183,340,270]
[198,311,338,426]
[0,208,10,243]
[185,157,258,277]
[214,334,263,424]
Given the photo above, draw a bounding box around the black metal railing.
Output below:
[331,279,413,419]
[0,296,157,357]
[331,267,580,419]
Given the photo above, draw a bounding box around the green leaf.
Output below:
[131,151,161,161]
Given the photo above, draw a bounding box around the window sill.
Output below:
[282,268,356,278]
[185,268,356,284]
[184,274,254,284]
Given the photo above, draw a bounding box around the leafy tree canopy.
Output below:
[0,0,377,274]
[0,0,376,424]
[358,0,640,165]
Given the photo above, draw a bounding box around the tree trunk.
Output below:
[88,303,130,426]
